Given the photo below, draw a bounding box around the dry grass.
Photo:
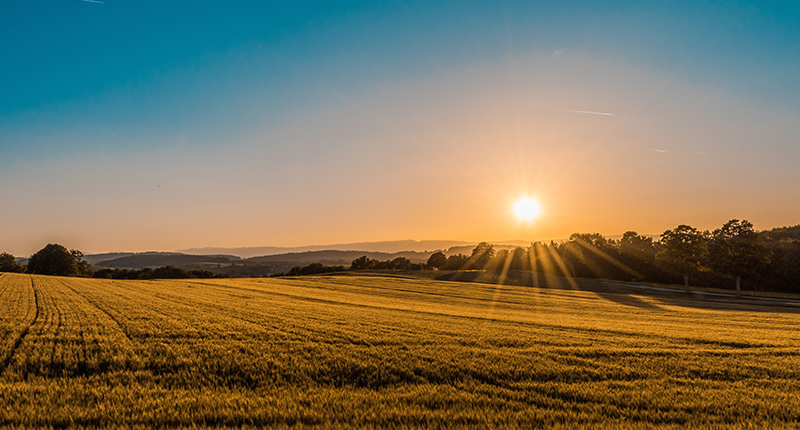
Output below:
[1,272,799,428]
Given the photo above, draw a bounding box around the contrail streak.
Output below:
[568,110,616,116]
[652,149,667,153]
[79,0,104,3]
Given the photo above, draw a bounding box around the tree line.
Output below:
[2,220,798,294]
[0,244,92,277]
[283,220,800,295]
[0,244,227,280]
[92,266,228,280]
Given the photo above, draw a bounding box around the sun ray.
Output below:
[571,238,642,279]
[496,248,516,286]
[527,243,542,289]
[545,245,580,290]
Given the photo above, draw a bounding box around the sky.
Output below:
[2,1,800,256]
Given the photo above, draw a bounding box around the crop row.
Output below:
[0,272,799,428]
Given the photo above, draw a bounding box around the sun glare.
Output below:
[514,198,541,221]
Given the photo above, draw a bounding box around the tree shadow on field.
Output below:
[435,270,577,290]
[431,270,800,315]
[593,292,662,310]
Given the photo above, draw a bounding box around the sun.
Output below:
[513,197,541,221]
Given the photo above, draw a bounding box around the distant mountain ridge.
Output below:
[87,239,555,270]
[88,243,535,274]
[90,249,460,271]
[82,252,137,265]
[177,240,478,258]
[93,252,241,269]
[245,250,431,265]
[84,240,564,276]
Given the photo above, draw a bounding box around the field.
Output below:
[1,272,800,429]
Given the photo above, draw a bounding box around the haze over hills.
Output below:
[86,236,650,268]
[91,252,241,269]
[87,241,542,277]
[177,240,480,259]
[89,250,435,277]
[86,238,582,268]
[87,242,530,275]
[89,249,466,274]
[82,252,143,265]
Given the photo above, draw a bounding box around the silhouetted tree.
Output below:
[761,230,800,293]
[469,242,495,270]
[137,268,154,280]
[573,233,609,248]
[566,233,631,279]
[27,244,89,277]
[615,231,663,281]
[426,251,447,269]
[509,247,527,271]
[708,219,770,296]
[560,240,584,278]
[93,268,117,279]
[390,257,413,270]
[486,249,509,271]
[151,265,192,279]
[189,269,215,278]
[286,263,349,276]
[0,252,23,273]
[656,225,708,292]
[527,242,559,275]
[443,254,468,270]
[350,256,374,270]
[619,231,658,261]
[70,249,93,277]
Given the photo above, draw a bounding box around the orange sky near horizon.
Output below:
[4,52,799,256]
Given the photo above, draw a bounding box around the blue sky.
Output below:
[2,1,800,254]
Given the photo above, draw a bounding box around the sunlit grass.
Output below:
[0,272,799,428]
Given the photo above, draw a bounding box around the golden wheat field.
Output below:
[1,272,800,429]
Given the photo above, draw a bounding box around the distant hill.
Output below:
[91,250,437,272]
[245,250,433,265]
[179,240,476,258]
[83,252,136,265]
[89,248,472,274]
[84,238,600,274]
[95,252,241,269]
[89,242,555,271]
